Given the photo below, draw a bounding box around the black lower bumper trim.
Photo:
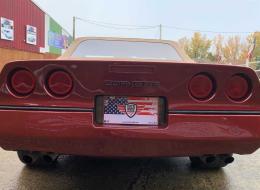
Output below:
[169,110,260,115]
[0,105,259,115]
[0,105,93,112]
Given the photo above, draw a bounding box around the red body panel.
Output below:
[0,0,45,52]
[0,59,260,157]
[0,60,260,110]
[0,110,260,157]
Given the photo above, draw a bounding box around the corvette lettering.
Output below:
[104,80,160,88]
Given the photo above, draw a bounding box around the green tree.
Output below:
[222,36,242,63]
[212,34,254,65]
[213,35,224,63]
[178,37,190,55]
[179,33,254,65]
[179,32,212,62]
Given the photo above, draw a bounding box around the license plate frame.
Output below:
[95,96,167,127]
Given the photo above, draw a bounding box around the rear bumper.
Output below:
[0,109,260,157]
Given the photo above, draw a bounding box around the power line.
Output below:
[84,21,156,30]
[75,17,255,34]
[73,16,257,40]
[76,17,157,28]
[76,17,158,30]
[163,25,253,34]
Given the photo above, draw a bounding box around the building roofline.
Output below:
[30,0,72,36]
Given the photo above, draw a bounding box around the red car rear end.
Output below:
[0,38,260,168]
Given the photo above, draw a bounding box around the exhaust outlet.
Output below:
[205,156,216,164]
[42,153,59,164]
[190,154,234,169]
[224,156,234,164]
[17,151,40,165]
[22,155,33,164]
[200,155,216,164]
[17,151,59,166]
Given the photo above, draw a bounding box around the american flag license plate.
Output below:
[103,96,159,125]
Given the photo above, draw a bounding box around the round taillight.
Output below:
[189,74,215,100]
[9,69,35,96]
[47,70,73,97]
[226,75,251,101]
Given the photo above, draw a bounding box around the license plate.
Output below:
[102,96,159,125]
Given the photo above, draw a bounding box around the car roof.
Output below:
[60,37,194,62]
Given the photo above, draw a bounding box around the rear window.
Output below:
[71,39,183,61]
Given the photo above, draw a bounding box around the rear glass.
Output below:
[71,39,183,61]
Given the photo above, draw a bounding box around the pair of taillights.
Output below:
[7,68,252,102]
[189,73,252,102]
[7,69,73,97]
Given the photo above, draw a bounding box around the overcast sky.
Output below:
[34,0,260,40]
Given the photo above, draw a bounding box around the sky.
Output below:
[34,0,260,41]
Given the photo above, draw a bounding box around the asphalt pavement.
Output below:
[0,148,260,190]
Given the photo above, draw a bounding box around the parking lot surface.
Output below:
[0,148,260,190]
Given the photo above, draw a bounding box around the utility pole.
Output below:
[159,24,162,40]
[73,16,76,40]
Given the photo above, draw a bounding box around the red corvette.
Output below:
[0,37,260,169]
